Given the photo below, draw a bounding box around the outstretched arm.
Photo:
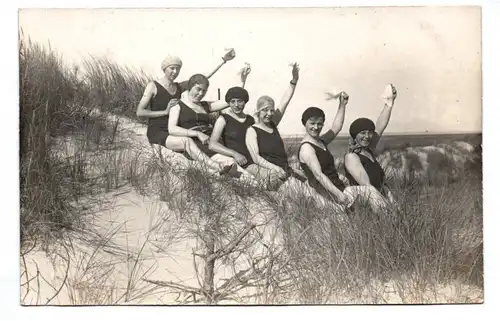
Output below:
[207,100,230,112]
[375,84,397,137]
[177,48,237,91]
[299,144,346,202]
[205,48,236,79]
[344,153,372,186]
[273,63,300,126]
[320,91,349,145]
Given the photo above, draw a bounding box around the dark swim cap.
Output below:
[349,118,375,138]
[301,107,325,126]
[225,87,249,103]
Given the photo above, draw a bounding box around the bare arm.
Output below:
[238,63,251,88]
[273,63,299,126]
[208,116,238,157]
[136,82,171,118]
[375,84,397,136]
[205,48,236,79]
[299,144,345,200]
[344,153,372,186]
[167,105,200,138]
[246,127,283,172]
[320,92,349,145]
[207,100,230,112]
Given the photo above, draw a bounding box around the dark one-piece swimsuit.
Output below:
[299,140,346,201]
[345,149,386,193]
[251,123,289,171]
[146,81,182,147]
[177,100,216,158]
[220,113,255,167]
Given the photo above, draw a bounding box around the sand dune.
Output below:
[21,112,482,305]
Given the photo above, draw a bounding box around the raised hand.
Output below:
[325,88,342,101]
[290,62,300,82]
[381,83,397,107]
[339,91,349,106]
[239,62,252,82]
[222,48,236,62]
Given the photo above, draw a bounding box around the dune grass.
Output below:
[19,34,149,245]
[118,143,482,304]
[276,168,482,303]
[20,36,483,304]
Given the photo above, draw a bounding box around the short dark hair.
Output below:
[301,107,325,125]
[225,87,249,103]
[188,73,210,90]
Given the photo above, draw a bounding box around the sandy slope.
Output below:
[21,113,284,305]
[20,113,483,305]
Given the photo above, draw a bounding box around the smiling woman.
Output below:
[207,64,256,174]
[344,84,398,200]
[136,49,241,175]
[167,73,248,177]
[244,63,302,189]
[297,91,391,212]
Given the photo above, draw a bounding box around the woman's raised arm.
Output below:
[205,48,236,79]
[320,91,349,145]
[273,63,299,126]
[375,84,397,137]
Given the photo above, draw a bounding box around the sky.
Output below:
[18,7,482,135]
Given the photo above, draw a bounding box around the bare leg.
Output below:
[245,164,284,190]
[210,154,256,180]
[343,185,389,212]
[164,136,237,175]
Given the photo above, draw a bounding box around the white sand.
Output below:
[20,112,483,305]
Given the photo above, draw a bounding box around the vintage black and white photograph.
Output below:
[18,6,483,305]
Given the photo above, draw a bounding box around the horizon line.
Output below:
[282,131,483,137]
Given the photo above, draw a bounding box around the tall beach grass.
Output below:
[20,36,483,304]
[19,34,149,244]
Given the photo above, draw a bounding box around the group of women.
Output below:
[136,48,398,210]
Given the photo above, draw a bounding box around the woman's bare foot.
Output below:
[219,163,240,178]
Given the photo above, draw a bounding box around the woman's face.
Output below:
[229,98,246,114]
[258,103,275,124]
[163,65,181,81]
[355,129,375,148]
[305,117,325,138]
[189,83,208,103]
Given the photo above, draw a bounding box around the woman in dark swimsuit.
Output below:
[136,50,236,173]
[245,63,303,189]
[297,92,350,206]
[208,63,258,179]
[168,73,245,176]
[344,84,398,204]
